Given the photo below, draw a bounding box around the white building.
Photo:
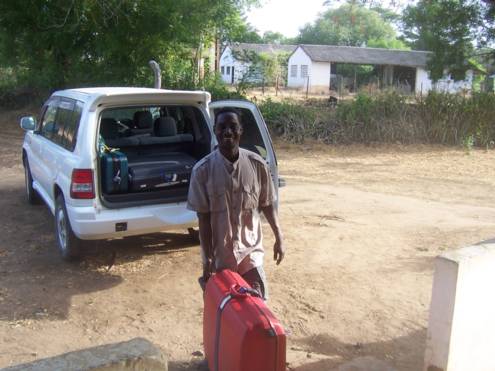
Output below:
[219,43,296,85]
[287,44,474,95]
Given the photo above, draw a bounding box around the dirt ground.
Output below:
[1,106,495,371]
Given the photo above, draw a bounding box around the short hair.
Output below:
[214,107,242,127]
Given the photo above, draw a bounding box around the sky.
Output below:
[246,0,327,38]
[245,0,414,38]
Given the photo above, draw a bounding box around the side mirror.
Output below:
[20,116,36,131]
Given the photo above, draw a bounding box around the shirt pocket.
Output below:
[207,184,227,213]
[242,184,259,210]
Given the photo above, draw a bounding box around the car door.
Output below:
[209,100,280,196]
[35,97,60,200]
[42,98,75,203]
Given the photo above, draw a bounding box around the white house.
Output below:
[287,44,474,95]
[219,43,296,84]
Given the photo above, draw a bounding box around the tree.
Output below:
[297,2,406,48]
[401,0,489,81]
[0,0,257,90]
[261,31,291,45]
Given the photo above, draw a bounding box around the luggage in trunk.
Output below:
[100,150,129,194]
[128,153,196,193]
[203,270,286,371]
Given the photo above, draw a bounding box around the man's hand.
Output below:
[203,257,215,280]
[273,236,285,265]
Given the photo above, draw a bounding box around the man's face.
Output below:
[214,112,243,151]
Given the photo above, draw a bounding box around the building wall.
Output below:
[434,70,474,93]
[287,47,313,89]
[310,62,331,92]
[415,68,433,94]
[219,47,251,85]
[416,68,474,95]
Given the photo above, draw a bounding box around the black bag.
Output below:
[128,153,196,192]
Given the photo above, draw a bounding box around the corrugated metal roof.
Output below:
[229,43,297,55]
[298,44,432,68]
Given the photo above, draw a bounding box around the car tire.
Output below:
[55,194,82,261]
[23,158,41,205]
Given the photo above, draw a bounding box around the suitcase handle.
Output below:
[230,284,261,298]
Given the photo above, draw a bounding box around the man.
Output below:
[187,108,285,299]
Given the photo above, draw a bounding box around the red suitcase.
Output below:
[203,269,286,371]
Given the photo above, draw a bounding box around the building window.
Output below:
[290,65,297,78]
[227,66,231,75]
[221,66,225,75]
[301,65,308,78]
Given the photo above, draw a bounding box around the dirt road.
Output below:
[1,107,495,370]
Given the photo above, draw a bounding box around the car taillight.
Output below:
[70,169,95,199]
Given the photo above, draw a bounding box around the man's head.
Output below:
[214,108,243,152]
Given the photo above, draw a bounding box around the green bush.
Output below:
[259,92,495,146]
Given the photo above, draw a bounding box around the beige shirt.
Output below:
[187,148,276,275]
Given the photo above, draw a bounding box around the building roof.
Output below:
[297,44,432,68]
[229,43,297,55]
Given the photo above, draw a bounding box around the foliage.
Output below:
[232,49,290,88]
[261,31,292,45]
[259,92,495,147]
[401,0,489,82]
[0,0,257,91]
[297,3,404,48]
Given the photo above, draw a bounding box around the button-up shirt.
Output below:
[187,148,276,275]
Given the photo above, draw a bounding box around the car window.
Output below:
[53,99,75,145]
[62,100,83,151]
[40,102,58,140]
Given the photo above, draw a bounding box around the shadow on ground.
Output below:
[0,186,197,322]
[290,329,426,371]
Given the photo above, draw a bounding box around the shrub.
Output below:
[259,92,495,147]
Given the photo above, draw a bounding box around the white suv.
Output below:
[21,87,280,260]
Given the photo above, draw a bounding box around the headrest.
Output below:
[133,111,153,129]
[100,118,119,139]
[154,117,178,137]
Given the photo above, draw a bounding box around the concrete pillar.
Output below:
[424,241,495,371]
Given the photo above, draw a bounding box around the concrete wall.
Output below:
[287,47,312,89]
[424,241,495,371]
[415,68,433,95]
[310,62,331,93]
[416,68,474,95]
[434,70,474,93]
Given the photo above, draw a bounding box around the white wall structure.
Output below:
[415,68,433,95]
[424,241,495,371]
[287,46,313,89]
[219,46,251,85]
[434,70,474,94]
[219,44,296,85]
[310,62,331,93]
[288,45,474,95]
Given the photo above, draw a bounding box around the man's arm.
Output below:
[261,205,285,265]
[197,212,214,278]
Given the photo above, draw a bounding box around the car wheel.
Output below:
[55,194,82,261]
[24,158,41,205]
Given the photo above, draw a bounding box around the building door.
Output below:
[231,66,235,84]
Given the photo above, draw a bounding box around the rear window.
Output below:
[99,105,208,141]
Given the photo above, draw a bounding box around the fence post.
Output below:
[306,75,310,99]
